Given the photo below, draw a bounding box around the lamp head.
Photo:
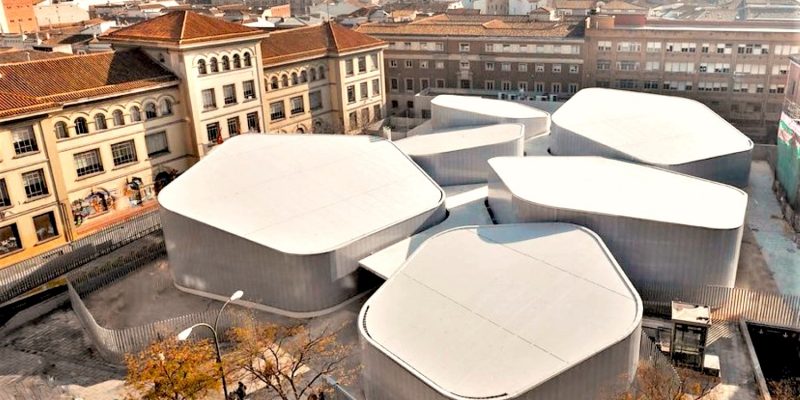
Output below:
[177,327,193,341]
[230,290,244,301]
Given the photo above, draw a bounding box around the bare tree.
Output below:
[228,317,356,400]
[608,363,719,400]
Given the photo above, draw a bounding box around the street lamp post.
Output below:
[178,290,243,400]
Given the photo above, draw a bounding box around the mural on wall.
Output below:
[71,188,116,226]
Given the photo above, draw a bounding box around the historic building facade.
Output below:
[0,12,388,264]
[261,22,387,134]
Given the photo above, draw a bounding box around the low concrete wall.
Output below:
[752,144,777,171]
[739,319,772,400]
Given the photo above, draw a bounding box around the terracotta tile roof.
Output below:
[0,92,58,119]
[553,0,596,9]
[356,14,584,38]
[0,50,71,64]
[102,11,265,44]
[601,0,646,11]
[0,50,177,118]
[261,22,385,66]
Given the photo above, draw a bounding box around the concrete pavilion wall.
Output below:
[487,170,743,291]
[359,308,642,400]
[401,130,524,186]
[161,202,446,318]
[430,100,550,140]
[550,125,753,188]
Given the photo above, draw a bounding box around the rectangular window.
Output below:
[501,63,511,72]
[73,151,103,178]
[485,62,495,71]
[552,83,561,93]
[459,43,470,52]
[421,78,429,90]
[223,84,237,105]
[12,126,38,156]
[645,61,660,71]
[358,56,366,73]
[596,80,610,88]
[243,80,256,100]
[435,61,444,69]
[405,60,413,69]
[390,78,398,91]
[552,64,561,73]
[246,112,260,132]
[206,122,221,142]
[485,80,495,90]
[568,83,578,93]
[360,82,368,99]
[459,61,469,70]
[0,179,10,208]
[646,42,662,53]
[146,131,169,156]
[288,96,304,115]
[346,59,354,75]
[519,63,528,72]
[111,140,137,166]
[0,223,21,255]
[618,61,639,71]
[419,61,428,69]
[389,60,398,68]
[202,89,216,109]
[405,78,414,92]
[270,101,285,120]
[306,91,321,112]
[372,79,380,96]
[33,212,58,242]
[617,42,641,52]
[617,79,637,89]
[435,42,444,51]
[569,65,579,74]
[598,41,612,51]
[644,81,659,89]
[349,111,358,128]
[534,82,544,92]
[373,104,381,120]
[347,85,356,103]
[597,60,611,71]
[436,79,445,88]
[518,82,528,91]
[370,54,378,70]
[227,116,240,136]
[501,81,511,91]
[485,43,493,52]
[535,64,545,72]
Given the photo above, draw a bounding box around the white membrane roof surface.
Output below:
[552,88,753,165]
[362,223,641,399]
[433,95,550,120]
[394,124,524,155]
[489,156,748,230]
[158,134,444,254]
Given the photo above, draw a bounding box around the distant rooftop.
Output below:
[0,49,71,64]
[356,14,584,38]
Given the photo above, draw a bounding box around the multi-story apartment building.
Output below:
[356,13,585,117]
[261,22,387,134]
[0,11,388,264]
[102,11,270,159]
[0,0,37,34]
[583,15,800,142]
[0,50,190,263]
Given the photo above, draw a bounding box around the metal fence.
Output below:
[638,283,800,330]
[0,208,162,304]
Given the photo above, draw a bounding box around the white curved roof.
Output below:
[394,123,524,155]
[489,156,747,230]
[158,134,444,254]
[361,223,642,400]
[552,88,753,165]
[432,95,550,120]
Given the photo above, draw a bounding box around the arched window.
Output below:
[281,74,289,87]
[112,110,125,126]
[243,52,252,67]
[130,106,142,122]
[75,117,89,134]
[221,56,230,71]
[54,121,68,139]
[270,76,279,90]
[300,70,308,83]
[319,66,326,79]
[94,113,107,130]
[233,54,241,69]
[144,103,157,119]
[291,72,298,85]
[198,59,207,75]
[310,68,317,81]
[209,57,219,73]
[160,99,173,116]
